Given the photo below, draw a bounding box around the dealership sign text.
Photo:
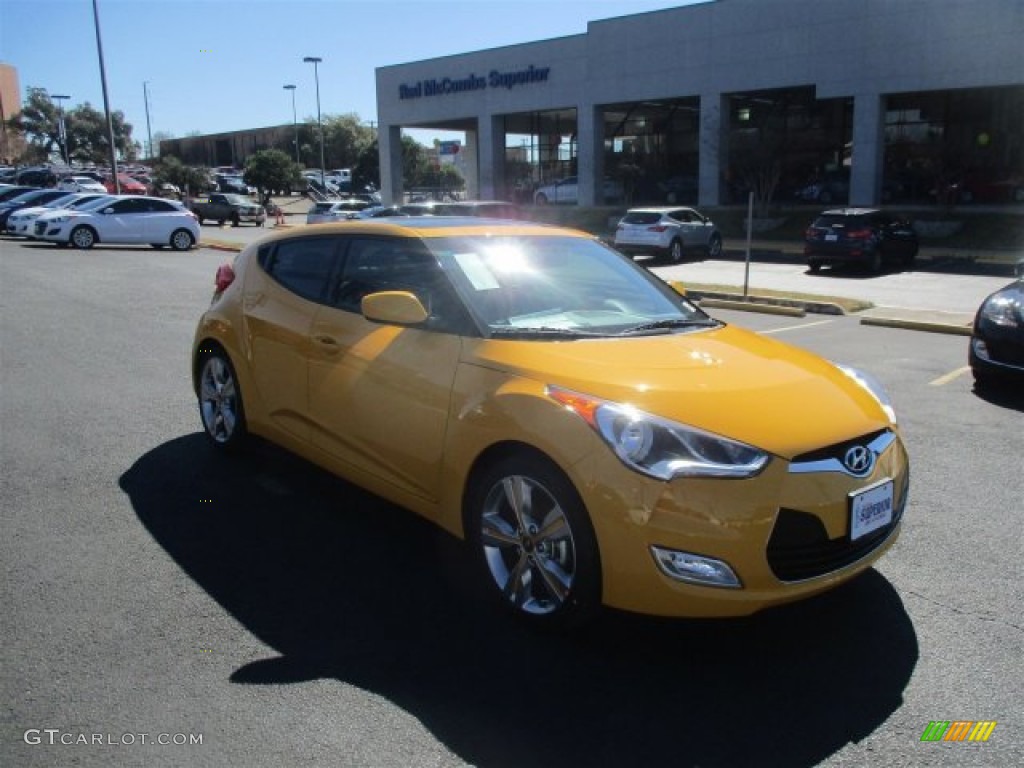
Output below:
[399,66,550,100]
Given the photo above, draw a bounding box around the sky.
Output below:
[0,0,702,149]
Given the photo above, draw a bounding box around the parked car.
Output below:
[57,175,109,194]
[396,200,527,219]
[4,193,112,237]
[34,195,199,250]
[969,259,1024,389]
[533,176,623,205]
[15,167,58,187]
[614,206,723,262]
[103,174,147,195]
[215,175,255,196]
[306,199,373,224]
[0,188,72,229]
[796,171,850,204]
[190,193,266,226]
[0,185,38,203]
[804,208,918,273]
[192,219,909,627]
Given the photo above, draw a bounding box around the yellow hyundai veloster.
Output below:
[192,219,908,627]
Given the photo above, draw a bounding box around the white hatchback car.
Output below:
[57,175,109,194]
[614,206,723,262]
[34,195,200,250]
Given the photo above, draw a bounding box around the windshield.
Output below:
[424,234,716,338]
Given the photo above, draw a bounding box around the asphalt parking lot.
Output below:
[1,233,1021,768]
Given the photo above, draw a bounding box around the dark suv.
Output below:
[804,208,918,274]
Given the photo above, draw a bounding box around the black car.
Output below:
[804,208,919,273]
[0,189,71,228]
[969,260,1024,389]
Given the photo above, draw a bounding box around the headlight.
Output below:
[836,364,896,424]
[980,293,1022,328]
[547,386,769,480]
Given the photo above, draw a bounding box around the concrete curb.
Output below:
[859,316,974,336]
[699,298,806,317]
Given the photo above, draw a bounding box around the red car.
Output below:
[103,174,147,195]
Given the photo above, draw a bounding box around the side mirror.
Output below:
[361,290,428,326]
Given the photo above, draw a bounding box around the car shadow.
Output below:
[120,434,918,768]
[972,381,1024,411]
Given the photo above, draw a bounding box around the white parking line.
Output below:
[760,319,836,335]
[929,366,970,387]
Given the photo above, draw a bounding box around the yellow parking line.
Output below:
[929,366,970,387]
[760,319,836,335]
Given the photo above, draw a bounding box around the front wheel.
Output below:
[70,225,96,249]
[170,229,195,251]
[466,453,601,629]
[534,193,548,205]
[808,259,822,273]
[197,349,247,450]
[231,213,240,227]
[667,239,684,263]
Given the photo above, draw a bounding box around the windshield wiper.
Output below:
[488,326,607,339]
[617,317,719,335]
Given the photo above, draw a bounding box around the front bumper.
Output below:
[574,428,909,617]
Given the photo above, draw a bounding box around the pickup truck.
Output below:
[189,193,266,227]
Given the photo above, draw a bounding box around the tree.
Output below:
[152,156,211,196]
[243,149,303,204]
[6,87,136,165]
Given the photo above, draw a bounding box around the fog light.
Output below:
[972,338,990,360]
[650,546,742,588]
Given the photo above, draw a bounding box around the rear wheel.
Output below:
[231,213,240,227]
[170,229,195,251]
[867,250,883,274]
[535,193,548,205]
[197,349,247,450]
[667,239,684,263]
[466,452,601,629]
[808,259,822,273]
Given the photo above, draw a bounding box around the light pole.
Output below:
[91,0,119,192]
[51,93,70,165]
[283,84,299,164]
[143,81,153,160]
[302,56,325,189]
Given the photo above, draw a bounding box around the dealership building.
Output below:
[375,0,1024,207]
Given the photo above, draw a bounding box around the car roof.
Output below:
[624,206,698,213]
[819,207,882,216]
[251,217,579,244]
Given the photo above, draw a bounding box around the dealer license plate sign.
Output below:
[849,480,894,541]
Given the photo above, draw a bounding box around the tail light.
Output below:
[215,263,236,293]
[847,228,873,239]
[647,225,669,232]
[804,227,820,238]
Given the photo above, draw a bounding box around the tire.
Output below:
[231,213,240,227]
[170,229,194,251]
[667,239,684,263]
[706,233,722,259]
[808,260,822,273]
[197,348,247,450]
[465,452,601,628]
[70,225,96,249]
[535,193,548,205]
[867,250,882,274]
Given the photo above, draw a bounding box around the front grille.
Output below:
[766,472,908,582]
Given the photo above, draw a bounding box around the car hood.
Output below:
[463,324,891,459]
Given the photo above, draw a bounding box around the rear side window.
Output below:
[812,214,857,228]
[622,212,662,225]
[264,237,339,303]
